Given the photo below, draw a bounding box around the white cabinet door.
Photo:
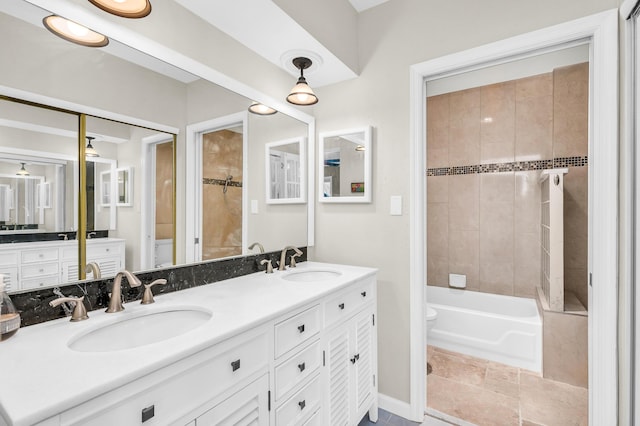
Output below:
[196,374,269,426]
[325,324,351,426]
[324,307,376,426]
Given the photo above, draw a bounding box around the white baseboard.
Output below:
[378,393,415,421]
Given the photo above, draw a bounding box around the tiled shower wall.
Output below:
[202,129,243,260]
[426,63,588,307]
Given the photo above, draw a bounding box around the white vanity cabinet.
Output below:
[0,238,125,290]
[323,276,378,425]
[2,264,377,426]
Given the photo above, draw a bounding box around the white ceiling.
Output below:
[348,0,390,13]
[174,0,360,87]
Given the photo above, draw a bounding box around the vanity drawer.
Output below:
[21,274,59,290]
[324,277,374,328]
[0,251,17,266]
[302,409,322,426]
[21,248,58,264]
[87,242,122,259]
[274,305,320,358]
[276,374,321,426]
[21,262,59,279]
[275,340,321,400]
[60,331,269,426]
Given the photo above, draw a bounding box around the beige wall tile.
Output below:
[541,311,589,388]
[202,185,242,261]
[565,267,588,309]
[514,232,540,298]
[480,201,514,261]
[428,202,449,254]
[449,174,479,231]
[515,171,541,234]
[515,94,553,161]
[480,172,514,204]
[564,167,588,237]
[448,230,479,290]
[553,63,589,158]
[427,94,450,151]
[202,129,244,180]
[480,82,515,164]
[427,255,449,287]
[449,88,480,165]
[427,176,448,203]
[479,261,514,295]
[427,147,449,168]
[516,73,553,99]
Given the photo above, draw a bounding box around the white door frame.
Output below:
[409,10,619,423]
[185,112,248,263]
[140,133,174,270]
[621,0,639,422]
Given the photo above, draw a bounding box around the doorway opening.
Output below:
[409,10,618,424]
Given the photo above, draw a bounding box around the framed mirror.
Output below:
[319,126,372,203]
[116,167,133,207]
[265,137,306,204]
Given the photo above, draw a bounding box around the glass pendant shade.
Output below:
[248,102,277,115]
[43,15,109,47]
[16,163,29,176]
[85,137,100,157]
[287,77,318,106]
[88,0,152,18]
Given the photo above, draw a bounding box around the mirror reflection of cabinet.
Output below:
[319,127,372,203]
[265,137,306,204]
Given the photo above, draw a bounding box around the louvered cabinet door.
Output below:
[195,374,269,426]
[353,309,374,418]
[325,325,351,426]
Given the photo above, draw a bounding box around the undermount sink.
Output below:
[68,307,212,352]
[282,269,342,282]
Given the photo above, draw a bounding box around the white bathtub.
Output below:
[427,285,542,372]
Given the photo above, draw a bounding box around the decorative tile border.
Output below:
[203,177,243,188]
[426,156,588,176]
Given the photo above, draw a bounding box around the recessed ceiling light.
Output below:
[88,0,152,18]
[43,15,109,47]
[248,102,277,116]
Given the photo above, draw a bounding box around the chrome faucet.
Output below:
[278,246,303,271]
[106,270,141,313]
[58,233,68,241]
[87,232,97,239]
[248,242,265,253]
[86,262,101,279]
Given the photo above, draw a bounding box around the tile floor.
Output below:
[426,345,589,426]
[358,408,454,426]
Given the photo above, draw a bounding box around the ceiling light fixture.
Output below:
[16,163,29,177]
[88,0,152,18]
[355,145,365,152]
[85,136,100,157]
[43,15,109,47]
[286,57,318,106]
[248,102,277,116]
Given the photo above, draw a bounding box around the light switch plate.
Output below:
[390,196,402,215]
[251,200,258,214]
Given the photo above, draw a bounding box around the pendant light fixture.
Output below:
[85,136,100,157]
[88,0,152,19]
[43,15,109,47]
[16,163,29,177]
[286,57,318,106]
[248,102,277,116]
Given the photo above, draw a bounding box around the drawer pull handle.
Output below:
[231,359,241,372]
[350,354,360,364]
[338,303,345,310]
[298,400,306,410]
[141,405,155,423]
[39,268,44,273]
[298,324,305,333]
[361,291,367,297]
[298,362,306,372]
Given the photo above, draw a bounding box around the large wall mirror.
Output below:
[0,0,313,294]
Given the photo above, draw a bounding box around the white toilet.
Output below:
[426,305,438,336]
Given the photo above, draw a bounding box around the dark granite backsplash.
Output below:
[0,229,109,244]
[12,247,307,327]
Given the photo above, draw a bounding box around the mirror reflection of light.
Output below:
[66,20,89,37]
[482,117,493,123]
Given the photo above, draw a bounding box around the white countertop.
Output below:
[0,261,376,426]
